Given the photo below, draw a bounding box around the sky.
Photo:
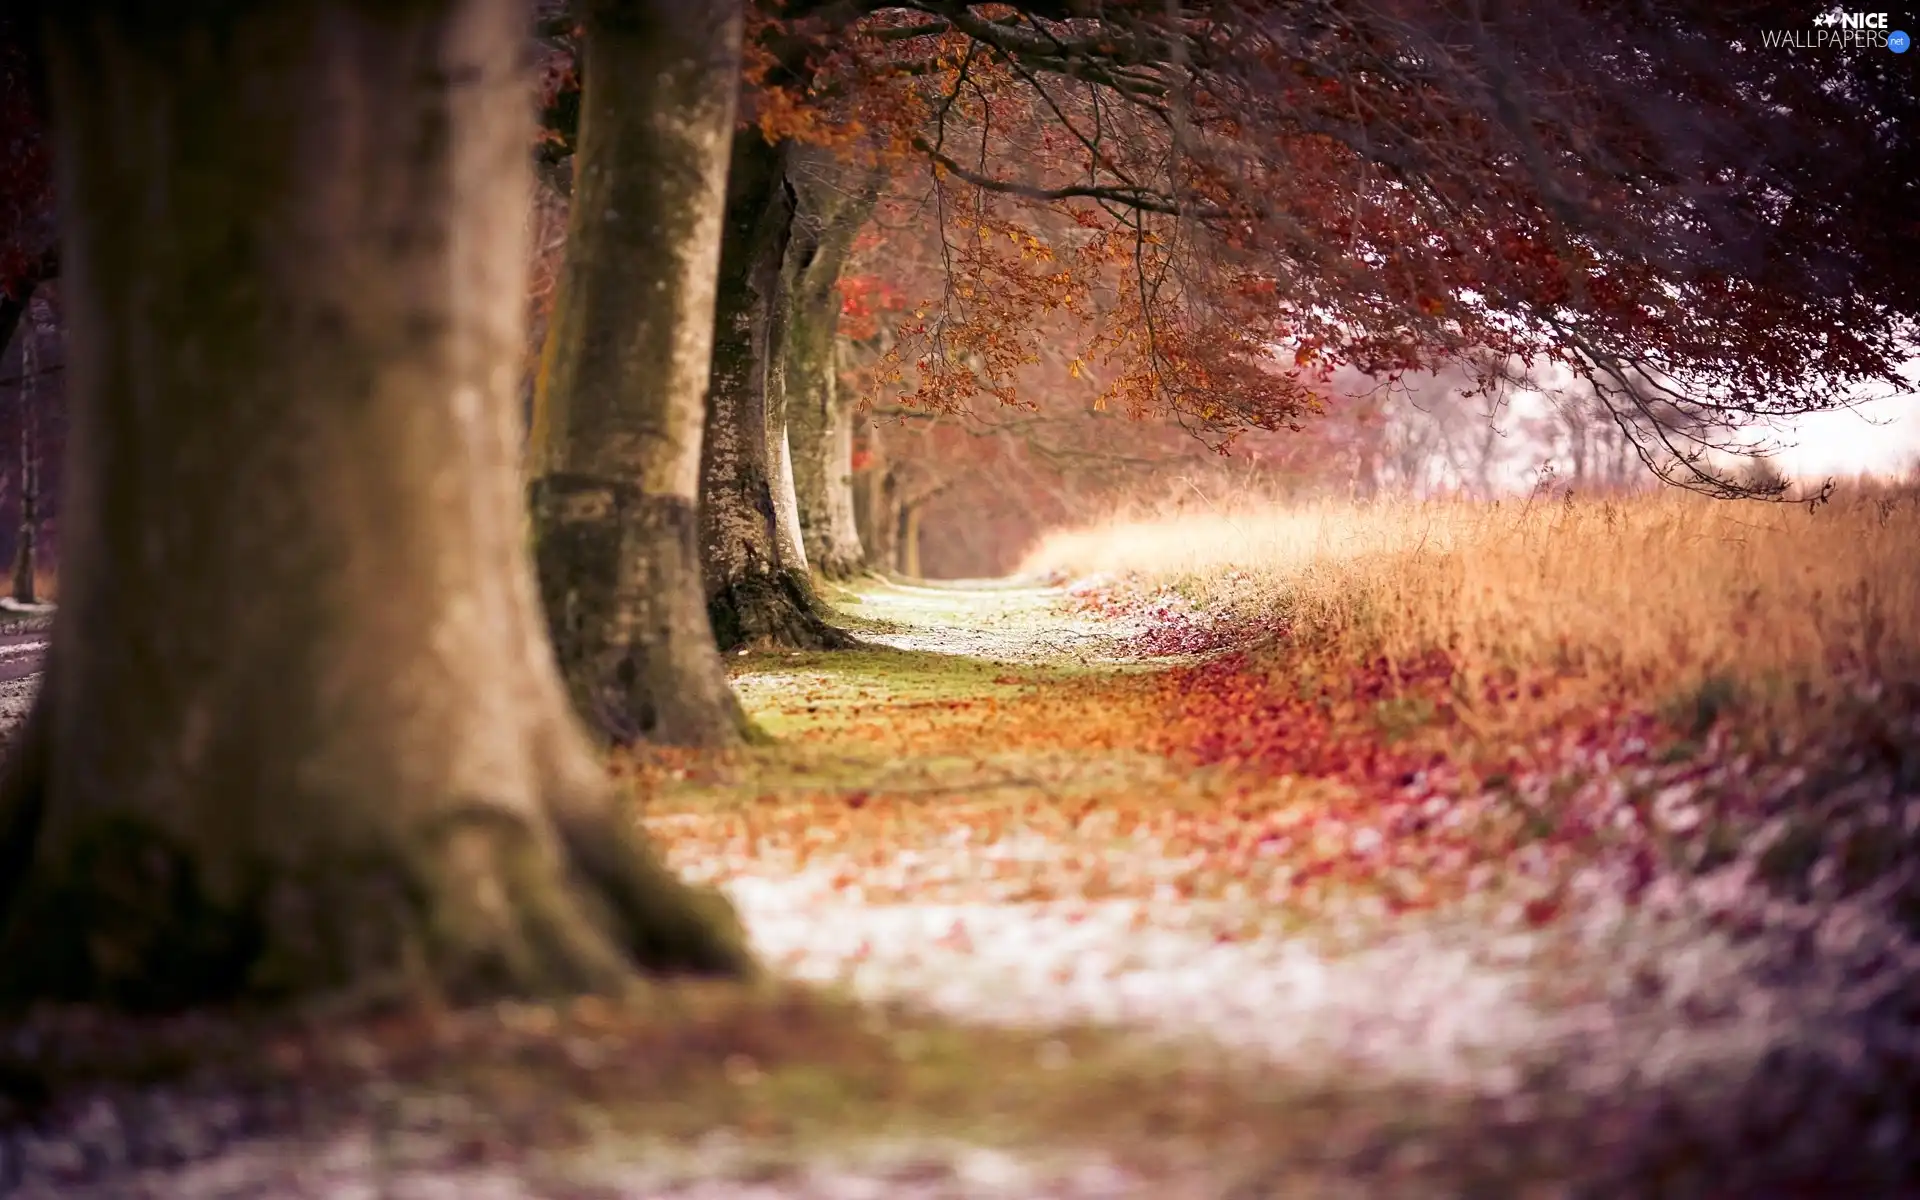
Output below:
[1752,357,1920,480]
[1766,394,1920,479]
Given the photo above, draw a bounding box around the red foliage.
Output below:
[746,2,1918,487]
[836,272,906,342]
[1145,651,1457,784]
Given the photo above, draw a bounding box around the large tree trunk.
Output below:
[0,0,751,1012]
[784,152,878,581]
[699,132,848,650]
[527,0,748,747]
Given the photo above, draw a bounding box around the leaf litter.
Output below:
[3,575,1917,1196]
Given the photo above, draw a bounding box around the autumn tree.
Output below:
[845,3,1918,498]
[536,0,1916,666]
[527,0,753,745]
[0,0,750,1010]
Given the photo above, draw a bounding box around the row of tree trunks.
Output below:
[0,0,751,1011]
[698,131,850,651]
[782,149,879,582]
[527,0,749,747]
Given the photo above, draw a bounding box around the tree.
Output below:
[837,3,1918,497]
[8,295,39,604]
[779,147,882,580]
[0,0,750,1010]
[527,3,869,649]
[527,0,753,746]
[699,128,854,648]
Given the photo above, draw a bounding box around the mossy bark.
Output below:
[528,0,748,746]
[0,0,752,1012]
[783,151,879,582]
[700,132,850,651]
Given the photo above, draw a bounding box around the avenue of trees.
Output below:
[0,0,1911,1010]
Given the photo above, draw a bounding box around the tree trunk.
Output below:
[896,501,922,579]
[0,0,751,1012]
[763,311,809,578]
[9,306,37,605]
[527,0,749,747]
[0,248,57,368]
[784,153,878,581]
[853,411,899,574]
[814,376,867,574]
[699,131,848,651]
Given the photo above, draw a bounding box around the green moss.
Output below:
[728,645,1033,739]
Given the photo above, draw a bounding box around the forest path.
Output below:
[620,575,1906,1195]
[5,580,1909,1198]
[687,579,1720,1087]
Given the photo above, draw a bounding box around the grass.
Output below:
[728,645,1033,739]
[1023,482,1920,744]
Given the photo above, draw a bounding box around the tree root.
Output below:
[708,568,855,652]
[0,689,49,940]
[548,800,755,979]
[0,779,754,1011]
[814,548,867,584]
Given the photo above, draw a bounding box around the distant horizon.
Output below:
[1766,391,1920,480]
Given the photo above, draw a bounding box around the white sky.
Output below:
[1746,356,1920,479]
[1763,393,1920,478]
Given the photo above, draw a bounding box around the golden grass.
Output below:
[1023,483,1920,724]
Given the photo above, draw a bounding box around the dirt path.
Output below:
[650,577,1916,1192]
[2,580,1913,1197]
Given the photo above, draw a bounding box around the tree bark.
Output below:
[783,152,878,581]
[527,0,749,747]
[9,304,37,604]
[853,411,899,574]
[0,0,751,1012]
[896,501,923,579]
[699,132,849,650]
[852,424,894,572]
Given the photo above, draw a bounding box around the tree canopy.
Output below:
[709,1,1918,491]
